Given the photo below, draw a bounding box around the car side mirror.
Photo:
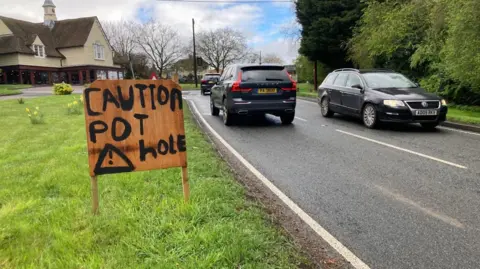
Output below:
[352,84,363,90]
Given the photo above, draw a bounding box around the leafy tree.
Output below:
[295,55,327,84]
[296,0,363,68]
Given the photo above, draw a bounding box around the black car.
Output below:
[318,68,448,129]
[201,73,221,95]
[210,64,297,126]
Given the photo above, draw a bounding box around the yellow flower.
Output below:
[34,111,38,115]
[68,103,72,107]
[26,108,30,112]
[36,107,39,110]
[73,101,78,105]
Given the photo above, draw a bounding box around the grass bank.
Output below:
[0,96,308,268]
[0,84,31,96]
[180,83,200,90]
[297,83,318,98]
[447,106,480,125]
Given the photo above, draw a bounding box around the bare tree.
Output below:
[133,20,183,78]
[263,53,284,64]
[195,28,249,72]
[103,19,137,77]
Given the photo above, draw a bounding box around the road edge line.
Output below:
[188,100,371,269]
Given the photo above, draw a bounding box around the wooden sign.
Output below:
[83,79,189,213]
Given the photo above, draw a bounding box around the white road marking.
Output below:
[295,116,308,122]
[373,184,465,229]
[439,126,480,137]
[189,100,370,269]
[336,129,467,169]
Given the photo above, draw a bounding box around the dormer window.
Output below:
[93,42,105,60]
[33,45,45,58]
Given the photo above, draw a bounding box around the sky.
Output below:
[0,0,300,64]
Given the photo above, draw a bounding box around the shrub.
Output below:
[53,83,73,95]
[66,96,84,115]
[26,107,44,124]
[17,98,24,104]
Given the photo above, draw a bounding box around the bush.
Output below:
[53,83,73,95]
[25,107,44,124]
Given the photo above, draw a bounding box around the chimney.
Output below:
[43,0,57,29]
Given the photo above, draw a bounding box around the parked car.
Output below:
[201,73,221,95]
[210,64,297,126]
[318,68,448,129]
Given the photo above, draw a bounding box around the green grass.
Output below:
[180,83,200,90]
[447,107,480,125]
[296,83,318,98]
[0,85,31,96]
[0,96,307,268]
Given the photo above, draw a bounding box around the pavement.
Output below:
[0,86,84,100]
[184,90,480,269]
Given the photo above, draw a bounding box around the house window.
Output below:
[93,43,105,60]
[33,45,45,58]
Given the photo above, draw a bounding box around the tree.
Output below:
[133,20,183,78]
[263,53,284,64]
[103,19,137,77]
[295,0,363,68]
[295,55,327,83]
[195,28,249,72]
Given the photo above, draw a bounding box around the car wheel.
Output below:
[421,122,439,130]
[320,97,334,117]
[222,99,235,126]
[280,113,295,125]
[363,104,378,129]
[210,98,219,116]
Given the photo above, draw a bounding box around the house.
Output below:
[172,56,210,79]
[0,0,123,85]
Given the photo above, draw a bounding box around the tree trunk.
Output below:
[313,61,318,93]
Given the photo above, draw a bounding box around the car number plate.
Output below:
[208,81,213,83]
[258,88,277,94]
[415,110,438,116]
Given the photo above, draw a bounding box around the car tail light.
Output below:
[201,80,207,83]
[282,71,297,91]
[231,72,252,92]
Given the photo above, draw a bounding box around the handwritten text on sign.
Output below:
[83,80,187,176]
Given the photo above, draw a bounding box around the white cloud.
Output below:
[0,0,298,63]
[256,38,299,64]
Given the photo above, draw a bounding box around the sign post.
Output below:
[83,79,188,214]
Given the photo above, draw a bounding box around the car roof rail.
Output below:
[359,68,395,73]
[333,68,359,73]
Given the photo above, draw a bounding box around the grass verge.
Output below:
[297,83,318,98]
[447,107,480,125]
[0,96,307,268]
[0,85,31,96]
[180,83,200,90]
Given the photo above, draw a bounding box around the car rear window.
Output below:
[240,66,290,82]
[204,74,220,80]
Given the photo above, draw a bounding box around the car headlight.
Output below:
[383,100,406,108]
[441,99,447,106]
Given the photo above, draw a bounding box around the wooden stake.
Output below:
[181,166,190,202]
[91,176,99,215]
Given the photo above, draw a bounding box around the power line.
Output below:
[156,0,292,3]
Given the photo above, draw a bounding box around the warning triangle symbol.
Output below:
[94,144,135,175]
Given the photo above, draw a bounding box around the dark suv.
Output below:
[210,64,297,126]
[201,73,221,95]
[318,69,448,129]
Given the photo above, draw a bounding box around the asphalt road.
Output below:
[185,91,480,269]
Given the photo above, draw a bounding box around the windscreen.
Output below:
[204,74,220,80]
[241,67,290,82]
[363,73,417,88]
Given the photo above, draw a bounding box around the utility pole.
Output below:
[259,51,262,65]
[192,18,198,88]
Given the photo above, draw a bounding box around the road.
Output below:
[184,91,480,269]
